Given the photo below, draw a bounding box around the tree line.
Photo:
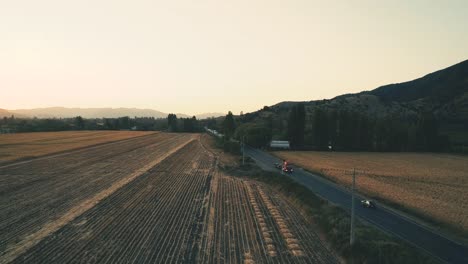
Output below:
[167,114,200,133]
[1,107,450,152]
[301,107,448,152]
[212,104,449,152]
[0,114,202,133]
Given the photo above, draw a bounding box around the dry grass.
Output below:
[274,151,468,232]
[0,131,155,164]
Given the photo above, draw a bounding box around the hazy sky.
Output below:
[1,0,467,115]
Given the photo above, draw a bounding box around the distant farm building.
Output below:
[270,140,290,149]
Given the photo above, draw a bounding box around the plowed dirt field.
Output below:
[0,132,337,263]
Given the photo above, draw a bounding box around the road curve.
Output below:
[245,146,468,264]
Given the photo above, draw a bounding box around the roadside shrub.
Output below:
[223,140,241,155]
[216,137,241,155]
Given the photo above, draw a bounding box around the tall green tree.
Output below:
[337,110,353,150]
[235,123,272,148]
[287,104,305,148]
[167,114,178,132]
[182,116,198,132]
[223,111,236,139]
[191,116,198,132]
[312,108,329,150]
[416,112,440,151]
[119,116,131,129]
[358,115,372,150]
[328,110,338,149]
[74,116,85,130]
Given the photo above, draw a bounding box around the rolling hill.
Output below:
[0,109,27,118]
[244,59,468,147]
[0,109,12,118]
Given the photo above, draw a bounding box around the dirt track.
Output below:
[0,133,338,263]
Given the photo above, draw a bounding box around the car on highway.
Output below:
[361,199,376,208]
[273,163,294,173]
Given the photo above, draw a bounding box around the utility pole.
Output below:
[350,168,356,246]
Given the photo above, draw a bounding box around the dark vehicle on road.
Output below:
[273,163,294,173]
[361,199,376,208]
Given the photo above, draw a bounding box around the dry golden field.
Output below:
[274,151,468,232]
[0,131,155,164]
[0,134,338,263]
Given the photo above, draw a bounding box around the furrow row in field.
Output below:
[256,186,304,258]
[226,177,249,263]
[201,174,280,264]
[147,148,211,264]
[0,131,157,166]
[245,182,278,261]
[0,132,169,187]
[12,140,214,263]
[238,180,267,263]
[196,160,219,264]
[0,133,194,256]
[197,169,338,264]
[0,133,169,205]
[231,179,260,264]
[79,142,203,264]
[201,173,224,263]
[253,183,297,264]
[263,186,339,263]
[0,134,182,249]
[248,181,340,264]
[94,142,203,264]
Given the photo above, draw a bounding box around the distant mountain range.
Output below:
[0,107,224,120]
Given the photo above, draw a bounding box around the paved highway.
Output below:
[245,146,468,264]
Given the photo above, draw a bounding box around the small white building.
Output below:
[270,140,290,149]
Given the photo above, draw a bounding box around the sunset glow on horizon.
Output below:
[1,0,467,115]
